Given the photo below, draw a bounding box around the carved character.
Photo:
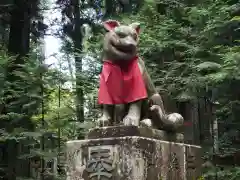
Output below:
[86,149,113,179]
[186,154,196,170]
[170,152,179,170]
[97,20,184,131]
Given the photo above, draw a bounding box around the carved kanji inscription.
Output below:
[85,148,113,180]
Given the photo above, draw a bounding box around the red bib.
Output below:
[98,56,147,104]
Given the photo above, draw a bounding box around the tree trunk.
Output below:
[4,1,31,179]
[5,0,31,109]
[66,53,75,89]
[120,0,132,13]
[104,0,115,17]
[8,0,30,62]
[72,0,84,122]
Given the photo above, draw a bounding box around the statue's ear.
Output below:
[130,22,140,34]
[103,20,120,31]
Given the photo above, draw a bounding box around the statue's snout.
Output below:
[121,36,137,48]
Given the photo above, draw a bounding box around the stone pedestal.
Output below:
[66,126,201,180]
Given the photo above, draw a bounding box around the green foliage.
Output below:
[0,49,61,179]
[0,0,239,179]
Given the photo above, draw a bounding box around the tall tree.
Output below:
[4,1,32,178]
[71,0,84,122]
[3,0,40,125]
[0,0,46,179]
[57,0,85,122]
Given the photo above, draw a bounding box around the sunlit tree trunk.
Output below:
[71,0,84,122]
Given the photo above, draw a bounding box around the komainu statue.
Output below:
[97,20,184,131]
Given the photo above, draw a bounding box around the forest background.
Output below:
[0,0,240,179]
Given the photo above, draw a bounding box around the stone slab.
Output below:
[86,126,184,143]
[66,136,201,180]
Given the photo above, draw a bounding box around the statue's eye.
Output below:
[132,33,137,40]
[117,32,126,38]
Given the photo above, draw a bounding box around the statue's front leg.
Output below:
[113,104,126,125]
[123,100,142,126]
[97,104,114,127]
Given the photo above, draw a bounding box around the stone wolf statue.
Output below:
[97,20,184,131]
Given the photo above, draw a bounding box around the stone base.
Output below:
[66,126,201,180]
[87,126,184,143]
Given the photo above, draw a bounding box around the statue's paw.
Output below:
[123,115,140,126]
[96,115,111,127]
[140,119,153,127]
[165,113,184,130]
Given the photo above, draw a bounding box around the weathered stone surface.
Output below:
[185,145,202,179]
[66,136,201,180]
[87,126,184,143]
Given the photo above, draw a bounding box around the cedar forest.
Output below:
[0,0,240,179]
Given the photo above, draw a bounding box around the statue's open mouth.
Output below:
[114,44,135,53]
